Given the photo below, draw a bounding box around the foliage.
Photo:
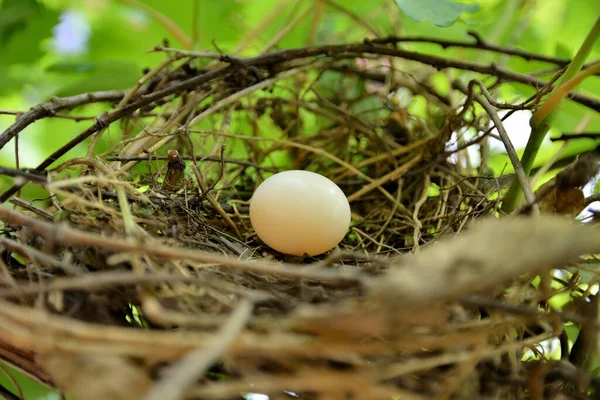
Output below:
[394,0,478,27]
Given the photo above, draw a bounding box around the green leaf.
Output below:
[50,60,141,97]
[555,42,573,59]
[0,0,59,65]
[394,0,478,27]
[0,362,61,400]
[428,183,440,197]
[46,61,97,73]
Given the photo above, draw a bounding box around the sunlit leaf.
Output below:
[428,183,440,197]
[394,0,478,27]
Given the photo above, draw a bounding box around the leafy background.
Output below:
[0,0,599,398]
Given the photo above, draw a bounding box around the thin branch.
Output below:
[0,110,98,122]
[138,43,600,115]
[8,197,54,220]
[453,80,537,209]
[0,90,128,150]
[369,31,600,74]
[116,55,182,110]
[105,154,278,172]
[0,167,48,184]
[150,46,226,60]
[189,162,241,239]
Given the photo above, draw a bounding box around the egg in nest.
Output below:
[249,170,351,256]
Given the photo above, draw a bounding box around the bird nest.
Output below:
[1,38,600,400]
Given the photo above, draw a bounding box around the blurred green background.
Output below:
[1,0,599,398]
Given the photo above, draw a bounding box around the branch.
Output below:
[0,90,128,150]
[0,167,48,183]
[454,80,536,208]
[151,43,600,113]
[368,31,600,74]
[2,40,600,202]
[105,154,278,171]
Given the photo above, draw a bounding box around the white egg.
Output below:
[249,170,351,256]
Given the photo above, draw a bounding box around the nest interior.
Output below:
[1,34,600,400]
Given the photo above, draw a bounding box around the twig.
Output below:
[368,31,600,73]
[0,167,48,184]
[412,174,431,250]
[143,299,253,400]
[378,331,556,380]
[189,163,241,239]
[531,114,592,187]
[0,110,98,122]
[0,90,128,150]
[0,237,84,277]
[8,198,54,220]
[185,65,314,128]
[150,46,230,61]
[2,43,598,158]
[116,55,182,110]
[347,154,422,202]
[0,66,235,202]
[190,370,402,399]
[206,144,226,193]
[197,130,411,213]
[453,80,537,209]
[105,154,278,172]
